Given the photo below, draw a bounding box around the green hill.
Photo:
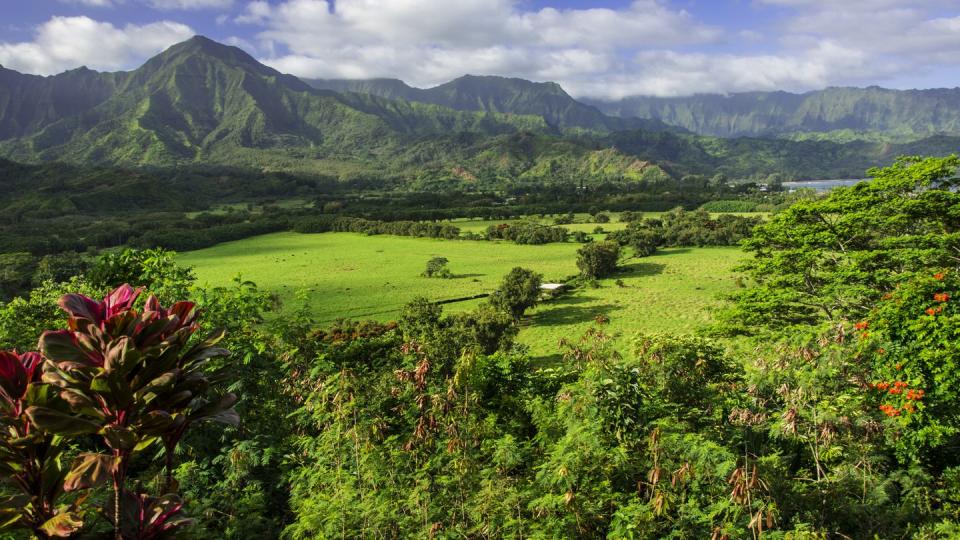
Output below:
[585,87,960,141]
[0,37,555,167]
[0,36,957,182]
[0,65,123,141]
[305,74,675,133]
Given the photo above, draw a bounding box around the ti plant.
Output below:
[113,490,193,540]
[24,284,238,539]
[0,350,89,538]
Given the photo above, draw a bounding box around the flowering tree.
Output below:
[857,270,960,463]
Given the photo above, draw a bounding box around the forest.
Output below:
[1,155,959,539]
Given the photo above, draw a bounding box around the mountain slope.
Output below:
[305,74,674,133]
[0,37,554,166]
[0,65,124,141]
[585,87,960,141]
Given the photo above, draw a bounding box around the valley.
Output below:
[1,19,959,539]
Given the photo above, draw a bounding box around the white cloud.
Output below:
[59,0,117,6]
[60,0,234,9]
[233,0,960,98]
[146,0,233,10]
[0,16,193,75]
[238,0,719,92]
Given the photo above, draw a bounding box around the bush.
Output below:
[489,267,543,320]
[422,256,453,278]
[577,241,621,279]
[699,200,759,212]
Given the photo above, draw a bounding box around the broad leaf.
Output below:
[64,453,116,492]
[26,406,101,436]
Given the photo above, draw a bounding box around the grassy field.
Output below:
[179,232,746,359]
[518,247,745,359]
[180,232,581,323]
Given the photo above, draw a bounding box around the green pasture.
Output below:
[179,232,746,359]
[180,232,581,323]
[518,246,745,359]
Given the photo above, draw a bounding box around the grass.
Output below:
[519,247,746,359]
[179,232,747,360]
[180,232,581,323]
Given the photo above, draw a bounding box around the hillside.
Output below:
[585,86,960,141]
[0,37,555,167]
[0,65,124,141]
[0,36,957,182]
[305,74,675,133]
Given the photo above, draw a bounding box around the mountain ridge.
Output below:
[304,74,676,133]
[0,35,957,183]
[583,86,960,141]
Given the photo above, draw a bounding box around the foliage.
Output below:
[857,270,960,464]
[489,267,543,321]
[485,221,569,244]
[421,257,453,279]
[0,350,90,538]
[0,284,241,538]
[723,155,960,333]
[577,240,621,279]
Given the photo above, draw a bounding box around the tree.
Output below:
[607,222,661,257]
[554,213,575,225]
[577,241,621,279]
[489,267,543,320]
[723,155,960,333]
[421,256,453,278]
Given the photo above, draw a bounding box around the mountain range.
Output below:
[584,87,960,142]
[0,35,957,182]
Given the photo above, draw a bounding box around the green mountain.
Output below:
[0,37,557,167]
[305,74,674,133]
[601,129,960,179]
[0,36,957,183]
[584,87,960,141]
[0,65,124,141]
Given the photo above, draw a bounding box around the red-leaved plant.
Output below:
[16,284,239,539]
[0,349,92,538]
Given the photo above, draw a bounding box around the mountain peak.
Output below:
[161,35,251,61]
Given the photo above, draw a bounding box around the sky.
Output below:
[1,0,959,99]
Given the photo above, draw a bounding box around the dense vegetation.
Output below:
[1,156,959,538]
[2,36,959,184]
[586,86,960,142]
[5,32,960,539]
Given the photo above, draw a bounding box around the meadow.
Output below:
[179,231,746,359]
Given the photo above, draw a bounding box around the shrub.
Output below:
[489,267,543,320]
[577,241,621,279]
[422,256,453,278]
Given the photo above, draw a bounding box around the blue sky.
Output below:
[2,1,959,98]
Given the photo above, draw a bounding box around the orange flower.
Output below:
[855,321,869,330]
[934,272,946,280]
[861,332,870,339]
[927,307,938,316]
[895,363,902,370]
[934,293,950,303]
[879,404,901,417]
[877,348,886,355]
